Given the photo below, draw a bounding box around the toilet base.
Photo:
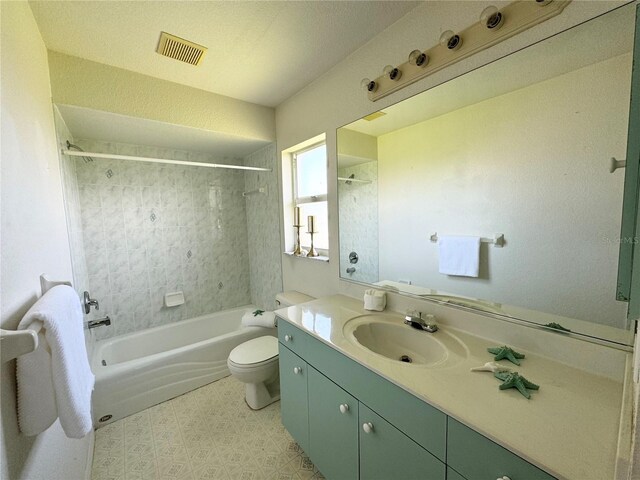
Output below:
[245,374,280,410]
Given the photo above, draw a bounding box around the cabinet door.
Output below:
[359,404,446,480]
[279,345,310,453]
[308,367,359,480]
[447,467,467,480]
[447,418,555,480]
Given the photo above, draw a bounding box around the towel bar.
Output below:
[1,322,41,363]
[0,275,72,363]
[430,232,505,248]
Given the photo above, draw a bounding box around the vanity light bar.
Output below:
[62,149,272,172]
[365,0,571,102]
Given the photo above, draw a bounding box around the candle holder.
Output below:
[307,215,319,258]
[293,224,307,256]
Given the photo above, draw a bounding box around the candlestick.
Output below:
[293,206,300,226]
[307,215,319,257]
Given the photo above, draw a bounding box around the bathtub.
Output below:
[91,305,275,427]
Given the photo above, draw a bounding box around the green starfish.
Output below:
[487,345,525,365]
[544,322,571,333]
[252,309,265,316]
[494,371,540,399]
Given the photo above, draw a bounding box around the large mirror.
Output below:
[338,4,636,346]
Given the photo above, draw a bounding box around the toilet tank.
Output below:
[275,291,315,308]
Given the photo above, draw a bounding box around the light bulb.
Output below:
[360,78,377,93]
[439,30,462,51]
[408,50,429,67]
[480,6,504,30]
[383,65,402,81]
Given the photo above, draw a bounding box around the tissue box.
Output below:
[364,289,386,311]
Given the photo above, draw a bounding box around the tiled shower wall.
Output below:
[338,161,378,284]
[74,140,252,339]
[243,144,283,311]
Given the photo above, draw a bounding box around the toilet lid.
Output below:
[229,336,278,365]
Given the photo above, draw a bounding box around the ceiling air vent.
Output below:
[156,32,207,66]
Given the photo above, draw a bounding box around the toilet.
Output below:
[227,291,314,410]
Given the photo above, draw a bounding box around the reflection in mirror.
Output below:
[338,5,636,346]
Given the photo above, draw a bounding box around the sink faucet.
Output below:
[404,312,438,333]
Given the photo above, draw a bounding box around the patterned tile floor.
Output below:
[91,376,325,480]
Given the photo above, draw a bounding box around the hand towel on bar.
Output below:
[438,235,481,277]
[16,285,94,438]
[241,309,276,328]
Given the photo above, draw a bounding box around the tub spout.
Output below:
[88,316,111,329]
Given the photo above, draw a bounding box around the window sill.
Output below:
[284,252,329,263]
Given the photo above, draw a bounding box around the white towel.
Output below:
[241,309,277,328]
[16,285,94,438]
[438,235,481,277]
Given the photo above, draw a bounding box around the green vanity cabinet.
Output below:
[279,345,310,453]
[278,319,555,480]
[447,467,467,480]
[308,367,359,480]
[447,418,555,480]
[359,403,446,480]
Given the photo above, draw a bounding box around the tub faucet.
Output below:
[404,313,438,333]
[88,316,111,329]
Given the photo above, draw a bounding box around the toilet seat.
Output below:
[228,336,278,366]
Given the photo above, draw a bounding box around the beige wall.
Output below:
[1,2,92,479]
[48,51,276,144]
[275,0,629,299]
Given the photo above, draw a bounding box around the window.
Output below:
[292,143,329,252]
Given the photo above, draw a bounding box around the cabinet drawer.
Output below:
[278,318,311,356]
[447,418,556,480]
[281,321,446,461]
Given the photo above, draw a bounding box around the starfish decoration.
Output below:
[544,322,571,333]
[494,371,540,399]
[252,309,265,317]
[487,345,525,365]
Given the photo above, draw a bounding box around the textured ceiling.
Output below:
[30,0,421,107]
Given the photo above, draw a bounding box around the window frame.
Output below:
[291,141,329,253]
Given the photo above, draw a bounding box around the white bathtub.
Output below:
[91,305,275,427]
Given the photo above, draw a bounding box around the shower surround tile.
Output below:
[338,161,379,284]
[91,376,325,480]
[243,144,283,311]
[74,140,253,339]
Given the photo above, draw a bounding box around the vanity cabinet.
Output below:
[278,319,556,480]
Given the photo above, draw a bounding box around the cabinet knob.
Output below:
[293,366,302,375]
[284,334,292,342]
[362,422,374,434]
[498,477,511,480]
[339,404,349,414]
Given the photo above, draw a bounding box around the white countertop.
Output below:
[275,294,633,480]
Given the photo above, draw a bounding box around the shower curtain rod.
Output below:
[62,149,272,172]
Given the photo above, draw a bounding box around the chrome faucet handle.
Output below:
[404,314,438,333]
[83,291,99,315]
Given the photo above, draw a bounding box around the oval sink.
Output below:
[343,314,467,367]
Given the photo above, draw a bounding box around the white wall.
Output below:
[376,54,630,327]
[275,0,629,298]
[1,2,92,479]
